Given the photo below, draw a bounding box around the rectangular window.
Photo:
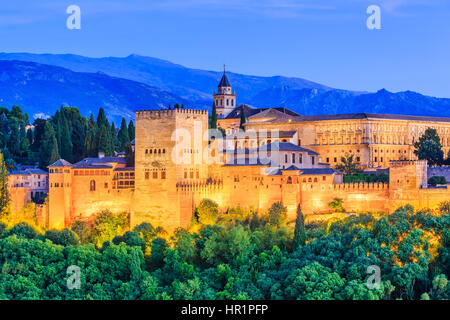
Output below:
[190,171,194,179]
[145,172,149,180]
[311,156,315,165]
[153,172,158,179]
[161,171,166,179]
[292,153,296,163]
[104,183,108,188]
[299,154,303,164]
[334,157,337,163]
[326,157,330,163]
[196,171,199,179]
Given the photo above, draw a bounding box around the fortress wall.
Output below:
[300,182,390,214]
[71,189,133,223]
[8,187,31,214]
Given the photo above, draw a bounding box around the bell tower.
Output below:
[214,66,236,118]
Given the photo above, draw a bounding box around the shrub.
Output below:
[428,176,447,186]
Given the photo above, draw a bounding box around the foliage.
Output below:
[0,204,449,300]
[428,176,447,187]
[90,210,129,248]
[344,173,389,183]
[268,202,287,226]
[328,198,346,213]
[196,199,219,225]
[335,154,363,175]
[414,128,444,166]
[293,205,306,249]
[0,151,9,218]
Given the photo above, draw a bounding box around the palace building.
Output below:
[9,71,450,231]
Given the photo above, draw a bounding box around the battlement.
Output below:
[176,179,223,191]
[136,108,208,120]
[332,182,389,191]
[389,160,428,167]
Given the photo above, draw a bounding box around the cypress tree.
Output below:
[0,150,9,218]
[50,136,60,164]
[211,101,217,129]
[60,118,73,162]
[117,118,130,152]
[125,142,134,167]
[128,120,135,141]
[98,125,114,156]
[239,106,246,130]
[85,114,98,157]
[293,204,306,249]
[96,108,108,129]
[39,121,58,168]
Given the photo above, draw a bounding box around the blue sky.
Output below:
[0,0,449,97]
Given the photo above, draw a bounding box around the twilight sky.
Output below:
[0,0,449,97]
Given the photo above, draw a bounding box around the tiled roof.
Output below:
[9,170,31,176]
[225,106,299,120]
[73,165,113,169]
[258,142,318,155]
[299,168,343,175]
[114,167,135,171]
[223,159,269,167]
[48,159,72,168]
[218,72,231,87]
[73,157,127,166]
[26,168,48,175]
[249,108,296,120]
[271,113,450,123]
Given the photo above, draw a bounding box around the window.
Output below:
[184,171,187,179]
[145,172,150,180]
[153,172,158,179]
[104,183,108,188]
[356,157,360,162]
[323,176,326,181]
[285,154,288,163]
[326,157,330,163]
[311,156,315,165]
[287,176,293,184]
[90,180,96,191]
[190,171,194,179]
[196,171,199,179]
[314,178,318,182]
[292,153,296,163]
[299,154,303,164]
[334,157,337,163]
[161,171,166,179]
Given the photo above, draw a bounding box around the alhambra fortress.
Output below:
[8,72,450,230]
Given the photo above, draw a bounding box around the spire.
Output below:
[218,66,231,88]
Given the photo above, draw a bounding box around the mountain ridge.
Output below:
[1,52,450,120]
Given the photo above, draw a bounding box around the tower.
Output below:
[214,66,236,118]
[131,108,209,231]
[48,159,73,229]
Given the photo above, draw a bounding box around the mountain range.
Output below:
[1,52,450,123]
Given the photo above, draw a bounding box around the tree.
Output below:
[85,114,98,157]
[414,128,444,166]
[117,118,130,152]
[39,122,59,168]
[335,154,362,175]
[239,106,246,130]
[125,142,134,167]
[49,136,60,164]
[328,197,345,213]
[128,120,135,142]
[196,199,219,225]
[268,202,287,226]
[415,140,444,166]
[293,205,306,249]
[0,151,9,218]
[210,101,217,129]
[60,118,73,162]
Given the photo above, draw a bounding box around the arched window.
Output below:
[287,176,293,184]
[90,180,96,191]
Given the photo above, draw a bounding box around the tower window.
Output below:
[90,180,96,191]
[145,172,149,180]
[153,172,158,179]
[161,171,166,179]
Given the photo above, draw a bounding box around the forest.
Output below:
[0,105,135,169]
[0,200,448,300]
